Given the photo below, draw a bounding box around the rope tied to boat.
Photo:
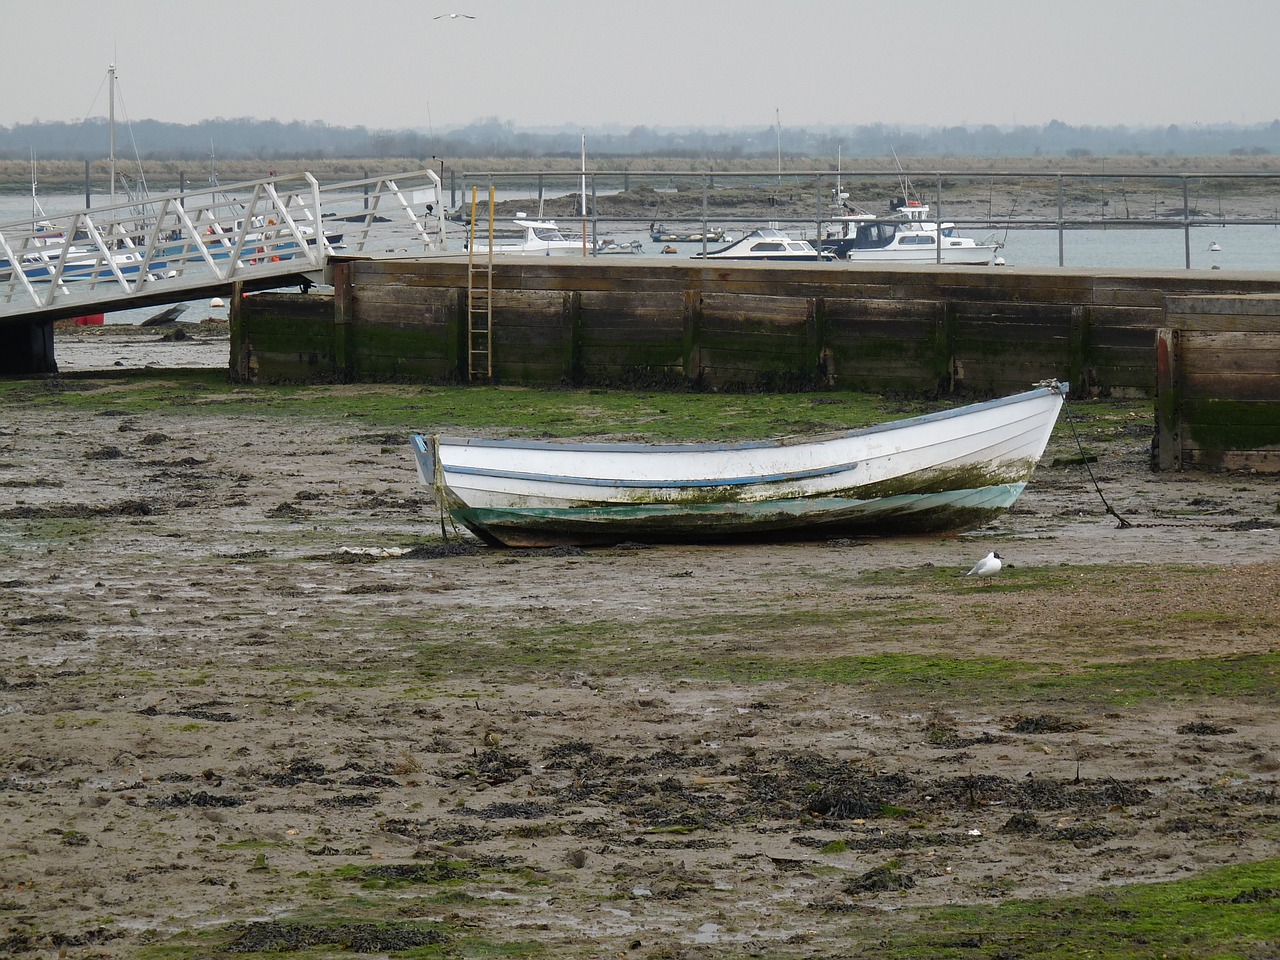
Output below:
[1055,388,1133,529]
[430,435,465,542]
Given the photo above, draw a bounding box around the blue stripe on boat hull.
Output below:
[448,484,1027,547]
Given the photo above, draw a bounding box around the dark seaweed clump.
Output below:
[146,790,244,809]
[1007,714,1087,734]
[227,921,448,954]
[1177,721,1237,735]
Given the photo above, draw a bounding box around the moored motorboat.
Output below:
[1,216,167,284]
[9,242,164,283]
[822,198,1001,265]
[691,228,834,262]
[467,217,586,256]
[410,380,1067,547]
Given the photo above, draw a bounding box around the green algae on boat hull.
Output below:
[448,483,1028,546]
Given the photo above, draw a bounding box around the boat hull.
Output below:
[8,250,166,282]
[468,243,584,256]
[692,227,834,262]
[824,240,1000,265]
[411,382,1066,547]
[446,484,1028,547]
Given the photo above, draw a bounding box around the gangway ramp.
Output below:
[0,169,448,324]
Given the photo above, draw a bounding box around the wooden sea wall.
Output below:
[233,258,1280,399]
[1156,295,1280,472]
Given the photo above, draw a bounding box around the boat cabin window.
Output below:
[786,242,810,252]
[533,227,567,241]
[750,241,786,252]
[899,235,936,245]
[851,223,899,249]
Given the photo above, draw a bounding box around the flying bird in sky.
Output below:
[434,12,476,18]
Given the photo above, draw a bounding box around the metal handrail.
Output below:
[455,168,1280,267]
[0,169,448,319]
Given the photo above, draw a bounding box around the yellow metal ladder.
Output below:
[465,186,494,382]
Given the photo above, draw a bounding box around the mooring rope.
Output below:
[1059,394,1134,529]
[430,436,464,543]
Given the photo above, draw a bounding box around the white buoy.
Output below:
[210,297,225,308]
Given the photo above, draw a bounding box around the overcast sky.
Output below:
[5,0,1277,132]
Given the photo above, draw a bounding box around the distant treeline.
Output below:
[4,115,1280,161]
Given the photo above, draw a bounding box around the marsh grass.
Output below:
[1,374,1121,444]
[147,854,1280,959]
[385,605,1280,707]
[862,859,1280,960]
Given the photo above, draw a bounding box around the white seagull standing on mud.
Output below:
[966,551,1003,578]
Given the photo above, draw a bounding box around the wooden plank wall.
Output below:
[233,288,337,382]
[335,260,461,381]
[1156,325,1280,472]
[235,259,1280,403]
[578,288,688,386]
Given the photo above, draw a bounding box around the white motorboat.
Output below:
[822,198,1001,265]
[410,380,1067,547]
[692,228,834,262]
[467,217,586,256]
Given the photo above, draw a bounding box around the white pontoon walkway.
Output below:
[0,169,447,324]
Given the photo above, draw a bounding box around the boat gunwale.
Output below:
[440,458,864,490]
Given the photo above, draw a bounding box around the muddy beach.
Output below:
[2,352,1279,958]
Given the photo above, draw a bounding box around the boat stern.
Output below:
[408,433,436,487]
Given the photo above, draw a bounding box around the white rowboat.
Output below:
[410,381,1067,547]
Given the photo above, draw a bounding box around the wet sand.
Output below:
[1,357,1278,957]
[51,319,230,373]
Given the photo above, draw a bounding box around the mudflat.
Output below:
[2,370,1278,958]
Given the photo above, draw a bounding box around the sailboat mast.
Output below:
[108,64,116,208]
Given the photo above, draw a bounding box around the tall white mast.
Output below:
[108,63,116,208]
[775,108,781,185]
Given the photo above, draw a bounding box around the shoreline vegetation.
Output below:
[6,154,1280,193]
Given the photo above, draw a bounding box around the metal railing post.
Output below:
[1057,175,1065,267]
[702,176,709,256]
[1183,177,1191,269]
[936,173,944,264]
[815,175,823,251]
